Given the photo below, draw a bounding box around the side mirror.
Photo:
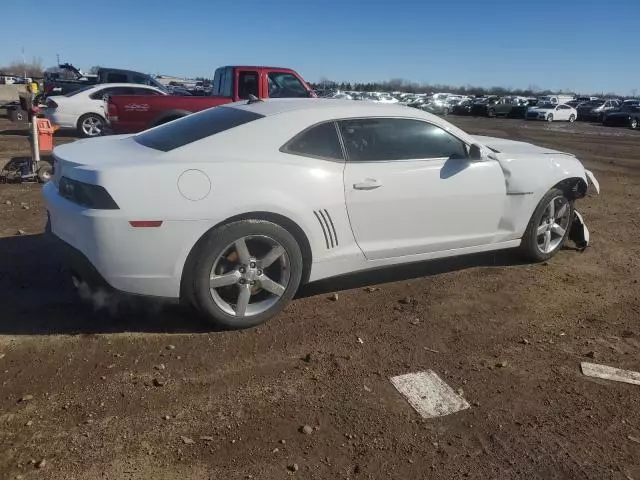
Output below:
[469,143,483,160]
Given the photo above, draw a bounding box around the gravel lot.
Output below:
[1,115,639,480]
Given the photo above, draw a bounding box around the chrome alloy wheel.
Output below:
[208,235,290,318]
[81,116,103,136]
[536,196,571,254]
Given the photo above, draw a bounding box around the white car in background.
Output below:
[44,99,598,329]
[526,103,578,122]
[42,83,167,138]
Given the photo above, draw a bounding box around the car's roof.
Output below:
[229,98,434,120]
[88,83,163,90]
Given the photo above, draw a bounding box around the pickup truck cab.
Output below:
[106,66,315,134]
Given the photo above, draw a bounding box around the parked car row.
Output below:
[316,89,639,129]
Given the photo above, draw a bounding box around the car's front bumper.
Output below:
[43,182,210,299]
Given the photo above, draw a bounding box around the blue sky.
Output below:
[2,0,638,95]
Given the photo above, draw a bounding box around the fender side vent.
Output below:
[313,209,338,249]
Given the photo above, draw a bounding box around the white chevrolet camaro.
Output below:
[44,99,599,328]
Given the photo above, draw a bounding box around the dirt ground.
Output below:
[0,114,639,480]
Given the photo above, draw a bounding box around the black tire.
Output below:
[568,114,576,123]
[547,114,554,122]
[630,118,639,130]
[488,108,495,118]
[519,188,574,262]
[77,113,105,138]
[187,220,303,329]
[36,162,53,183]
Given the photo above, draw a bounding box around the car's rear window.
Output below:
[134,106,265,152]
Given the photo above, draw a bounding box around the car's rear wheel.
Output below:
[547,114,554,122]
[488,108,495,118]
[77,113,105,138]
[519,188,574,262]
[631,118,639,130]
[569,114,576,123]
[188,220,303,329]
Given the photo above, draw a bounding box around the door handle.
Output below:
[353,179,382,190]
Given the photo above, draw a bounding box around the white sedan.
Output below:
[41,83,166,138]
[43,99,599,328]
[526,103,578,122]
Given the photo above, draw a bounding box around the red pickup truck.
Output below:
[106,66,315,134]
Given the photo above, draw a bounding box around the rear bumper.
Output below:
[46,219,112,292]
[41,110,76,129]
[43,182,210,299]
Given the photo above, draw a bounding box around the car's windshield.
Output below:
[267,72,312,98]
[586,101,605,106]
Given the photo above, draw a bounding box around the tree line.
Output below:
[0,58,44,78]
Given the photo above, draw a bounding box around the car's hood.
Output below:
[473,135,570,156]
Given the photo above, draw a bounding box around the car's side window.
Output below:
[89,88,109,100]
[131,87,159,95]
[238,71,259,99]
[281,122,344,161]
[268,72,310,98]
[106,72,128,83]
[338,118,468,162]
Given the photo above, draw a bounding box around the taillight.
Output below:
[47,99,58,109]
[58,176,119,210]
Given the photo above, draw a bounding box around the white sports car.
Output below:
[41,83,167,138]
[43,99,599,328]
[526,103,578,122]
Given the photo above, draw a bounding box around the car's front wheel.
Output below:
[631,118,639,130]
[187,220,304,329]
[547,114,554,122]
[519,188,574,262]
[569,114,576,123]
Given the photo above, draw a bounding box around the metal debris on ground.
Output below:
[390,371,470,419]
[580,362,640,386]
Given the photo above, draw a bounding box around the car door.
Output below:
[556,104,570,120]
[496,98,511,116]
[340,118,506,260]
